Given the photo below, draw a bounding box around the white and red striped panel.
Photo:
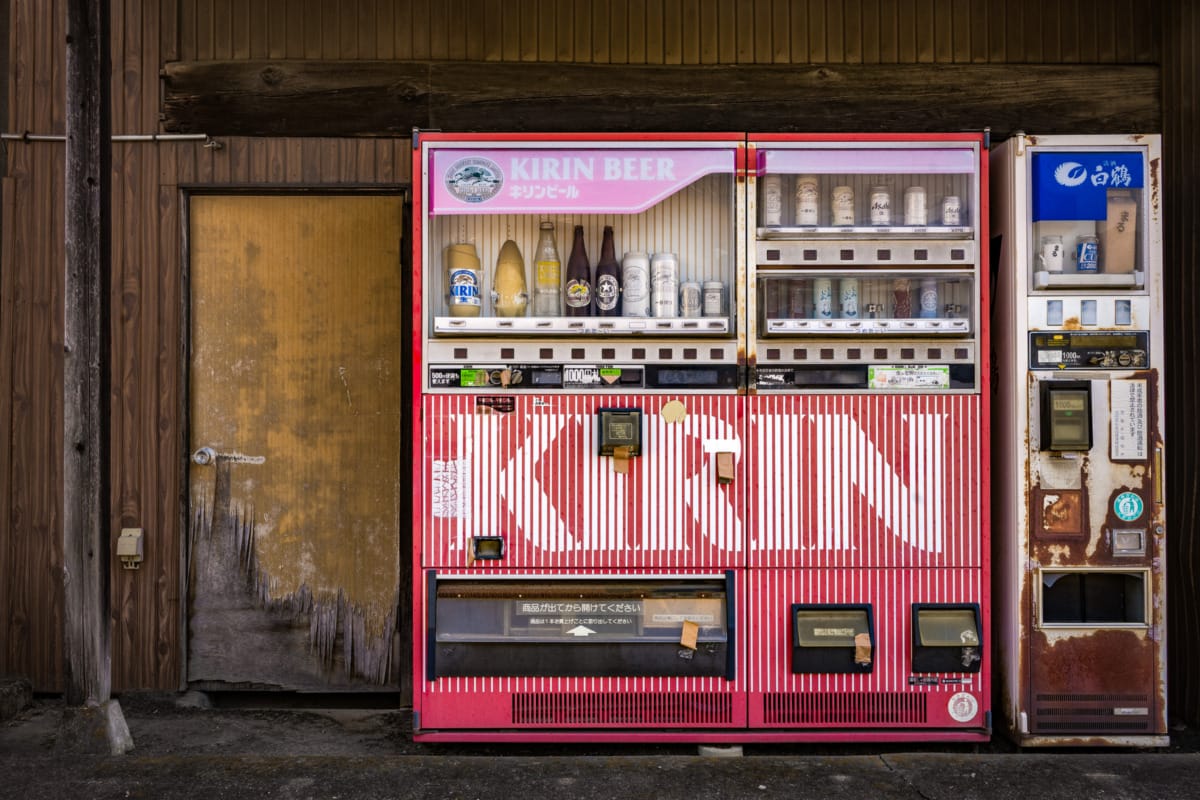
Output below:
[747,394,983,568]
[421,393,746,569]
[746,566,988,728]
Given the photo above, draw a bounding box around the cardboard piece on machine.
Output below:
[661,400,687,424]
[680,619,699,650]
[855,632,873,665]
[612,445,631,474]
[716,452,735,484]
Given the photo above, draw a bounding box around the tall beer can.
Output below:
[794,176,820,225]
[840,278,860,319]
[869,186,892,226]
[813,278,834,319]
[831,185,855,226]
[621,252,650,316]
[651,252,679,317]
[904,186,928,226]
[761,175,783,227]
[941,195,962,226]
[679,281,702,318]
[1076,235,1100,273]
[918,277,939,318]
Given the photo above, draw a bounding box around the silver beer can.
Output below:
[702,281,725,316]
[621,252,651,316]
[680,281,702,318]
[651,252,679,317]
[794,175,820,226]
[941,195,962,226]
[904,186,928,226]
[869,186,892,226]
[831,185,855,226]
[761,174,783,227]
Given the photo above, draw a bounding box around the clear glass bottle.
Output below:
[532,221,561,316]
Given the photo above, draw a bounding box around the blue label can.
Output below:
[1076,235,1100,272]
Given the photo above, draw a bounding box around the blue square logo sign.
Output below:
[1032,152,1144,222]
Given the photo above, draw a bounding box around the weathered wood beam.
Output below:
[64,0,113,708]
[162,60,1161,138]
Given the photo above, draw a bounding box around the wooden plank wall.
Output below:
[4,1,1195,724]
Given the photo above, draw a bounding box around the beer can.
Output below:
[840,278,860,319]
[904,186,928,226]
[831,185,855,226]
[621,252,651,316]
[794,175,820,226]
[702,281,725,317]
[1076,235,1100,273]
[941,195,962,226]
[918,277,940,319]
[812,278,834,319]
[869,186,892,226]
[892,278,912,318]
[651,252,679,317]
[680,281,702,318]
[761,174,783,227]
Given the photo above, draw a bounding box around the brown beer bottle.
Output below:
[564,225,592,316]
[593,226,621,317]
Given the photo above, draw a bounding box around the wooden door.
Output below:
[187,194,403,689]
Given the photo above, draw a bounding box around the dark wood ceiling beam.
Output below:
[161,60,1160,139]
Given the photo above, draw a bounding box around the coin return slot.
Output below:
[912,605,982,673]
[658,348,672,359]
[632,348,646,359]
[454,348,468,359]
[927,348,942,359]
[500,348,514,359]
[901,348,915,359]
[840,249,855,261]
[683,348,697,360]
[803,249,819,261]
[914,249,928,261]
[874,348,889,359]
[571,348,585,359]
[792,605,875,674]
[794,349,807,360]
[877,249,892,260]
[955,348,969,359]
[847,348,861,359]
[820,349,835,360]
[766,249,781,261]
[602,348,616,360]
[540,348,554,359]
[767,348,781,360]
[951,248,965,261]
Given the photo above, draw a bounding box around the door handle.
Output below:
[191,447,266,466]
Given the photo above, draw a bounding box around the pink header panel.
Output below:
[429,147,735,215]
[762,148,976,175]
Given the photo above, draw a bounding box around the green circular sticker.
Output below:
[1114,492,1144,522]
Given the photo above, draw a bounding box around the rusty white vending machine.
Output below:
[412,132,749,741]
[990,134,1167,746]
[745,134,991,741]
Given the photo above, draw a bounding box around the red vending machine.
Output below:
[412,133,748,741]
[745,135,991,741]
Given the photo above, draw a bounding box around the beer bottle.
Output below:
[564,225,592,316]
[593,226,621,317]
[532,221,561,316]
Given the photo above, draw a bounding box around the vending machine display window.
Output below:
[1027,150,1147,290]
[790,604,875,674]
[1039,570,1148,626]
[911,604,983,673]
[428,574,734,679]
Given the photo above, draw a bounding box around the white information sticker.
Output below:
[868,365,951,389]
[1110,379,1148,461]
[431,459,471,519]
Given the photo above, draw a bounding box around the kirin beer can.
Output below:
[651,252,679,317]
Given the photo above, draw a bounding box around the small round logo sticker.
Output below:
[948,692,979,723]
[1114,492,1144,522]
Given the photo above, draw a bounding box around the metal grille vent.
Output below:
[511,692,733,726]
[1032,694,1152,734]
[763,692,927,725]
